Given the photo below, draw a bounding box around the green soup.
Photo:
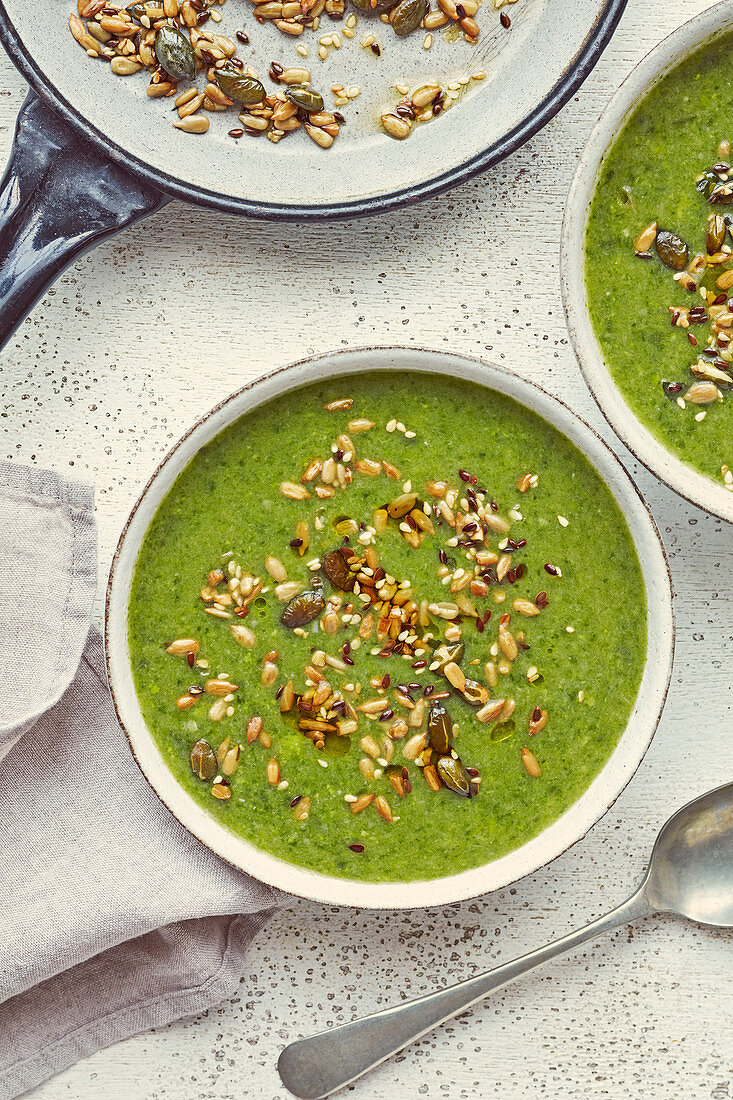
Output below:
[585,32,733,492]
[128,373,646,883]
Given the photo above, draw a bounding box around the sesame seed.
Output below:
[557,515,569,527]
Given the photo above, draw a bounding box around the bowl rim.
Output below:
[105,345,675,910]
[560,4,733,525]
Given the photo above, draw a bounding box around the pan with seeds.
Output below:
[107,347,673,909]
[0,0,627,349]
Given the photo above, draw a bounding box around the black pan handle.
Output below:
[0,90,169,352]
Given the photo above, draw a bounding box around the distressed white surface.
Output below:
[0,0,731,1096]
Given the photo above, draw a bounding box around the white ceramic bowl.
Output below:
[561,5,733,524]
[105,346,674,909]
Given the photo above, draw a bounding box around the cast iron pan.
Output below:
[0,0,627,350]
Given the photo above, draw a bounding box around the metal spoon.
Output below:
[278,782,733,1099]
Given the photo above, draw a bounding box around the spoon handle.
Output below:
[278,888,652,1099]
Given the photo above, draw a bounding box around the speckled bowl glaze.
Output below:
[561,5,733,524]
[0,0,626,217]
[105,347,674,909]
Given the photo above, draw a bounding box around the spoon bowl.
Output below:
[645,782,733,928]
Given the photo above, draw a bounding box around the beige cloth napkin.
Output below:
[0,461,285,1100]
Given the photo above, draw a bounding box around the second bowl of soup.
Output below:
[563,6,733,522]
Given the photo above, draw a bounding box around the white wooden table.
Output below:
[1,0,731,1095]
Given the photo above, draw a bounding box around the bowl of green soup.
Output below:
[563,6,733,522]
[106,347,673,908]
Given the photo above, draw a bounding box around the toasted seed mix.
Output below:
[632,142,733,469]
[69,0,503,154]
[167,398,578,855]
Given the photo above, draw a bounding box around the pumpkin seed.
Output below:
[392,0,428,35]
[281,590,325,628]
[285,84,325,112]
[491,719,515,742]
[154,25,195,80]
[710,183,733,205]
[436,754,471,796]
[708,214,727,254]
[428,701,453,754]
[462,678,489,706]
[217,69,266,104]
[690,360,733,386]
[190,739,217,780]
[322,548,356,591]
[431,642,464,672]
[655,229,688,270]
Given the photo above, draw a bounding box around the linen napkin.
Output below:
[0,461,286,1100]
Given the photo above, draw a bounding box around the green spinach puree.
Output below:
[586,32,733,490]
[128,373,646,882]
